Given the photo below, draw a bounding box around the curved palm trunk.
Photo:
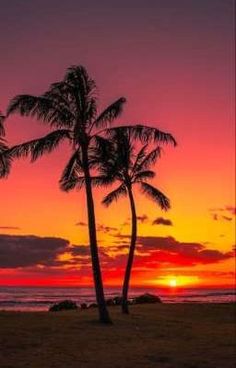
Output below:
[122,186,137,314]
[82,145,112,324]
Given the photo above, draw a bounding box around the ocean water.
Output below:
[0,286,235,311]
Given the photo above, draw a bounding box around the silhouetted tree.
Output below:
[6,65,128,324]
[101,127,173,314]
[0,112,11,178]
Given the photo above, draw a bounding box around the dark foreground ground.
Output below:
[0,304,235,368]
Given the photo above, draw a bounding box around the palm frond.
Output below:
[7,94,74,128]
[89,135,114,169]
[91,175,115,187]
[7,95,51,118]
[59,150,82,192]
[133,170,155,183]
[64,66,97,118]
[134,147,161,172]
[102,184,127,207]
[132,144,148,172]
[0,111,5,136]
[141,182,170,210]
[93,97,126,129]
[106,125,177,146]
[65,65,96,96]
[9,129,71,162]
[0,140,11,178]
[85,97,97,123]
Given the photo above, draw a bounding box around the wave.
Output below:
[0,287,235,311]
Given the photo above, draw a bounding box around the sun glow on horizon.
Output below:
[149,275,201,288]
[169,279,177,288]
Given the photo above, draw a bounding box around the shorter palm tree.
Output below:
[101,127,171,314]
[0,112,11,178]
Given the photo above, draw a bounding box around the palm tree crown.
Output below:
[7,66,126,169]
[101,127,171,210]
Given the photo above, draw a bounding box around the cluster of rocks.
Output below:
[49,293,162,312]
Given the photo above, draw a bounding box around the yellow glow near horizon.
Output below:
[169,279,177,287]
[148,275,201,288]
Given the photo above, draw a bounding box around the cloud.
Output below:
[210,205,236,221]
[75,222,87,226]
[225,206,236,216]
[0,226,21,230]
[137,215,149,223]
[152,217,173,226]
[123,215,148,225]
[0,235,69,268]
[112,234,233,266]
[97,224,118,233]
[211,213,232,222]
[0,232,233,282]
[212,214,219,221]
[222,216,232,222]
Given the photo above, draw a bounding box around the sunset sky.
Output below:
[0,0,235,288]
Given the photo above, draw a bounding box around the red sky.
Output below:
[0,0,235,288]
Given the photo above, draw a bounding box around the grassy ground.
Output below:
[0,304,235,368]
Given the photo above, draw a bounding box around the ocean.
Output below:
[0,286,235,311]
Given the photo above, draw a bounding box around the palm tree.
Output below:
[6,66,127,323]
[0,111,11,178]
[100,127,172,314]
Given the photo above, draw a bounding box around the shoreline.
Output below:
[1,287,235,312]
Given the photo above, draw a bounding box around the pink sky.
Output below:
[0,0,235,287]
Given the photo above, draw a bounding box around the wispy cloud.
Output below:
[75,222,87,227]
[152,217,173,226]
[0,226,21,230]
[209,205,235,222]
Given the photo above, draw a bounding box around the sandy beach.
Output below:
[0,303,235,368]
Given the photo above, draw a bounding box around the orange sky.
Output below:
[0,0,235,288]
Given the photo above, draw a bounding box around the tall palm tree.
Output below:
[0,112,11,178]
[6,66,127,323]
[101,127,172,314]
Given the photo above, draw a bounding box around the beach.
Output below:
[0,303,235,368]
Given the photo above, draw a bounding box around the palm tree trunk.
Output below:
[122,186,137,314]
[81,145,112,324]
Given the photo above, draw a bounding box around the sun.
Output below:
[169,279,177,287]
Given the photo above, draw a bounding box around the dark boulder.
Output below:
[80,303,88,310]
[106,296,123,306]
[106,298,115,306]
[49,300,78,312]
[88,303,98,308]
[113,296,123,305]
[134,293,162,304]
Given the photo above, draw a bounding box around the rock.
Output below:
[113,296,123,305]
[88,303,98,308]
[106,296,123,306]
[134,293,162,304]
[49,300,78,312]
[106,298,115,306]
[80,303,88,310]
